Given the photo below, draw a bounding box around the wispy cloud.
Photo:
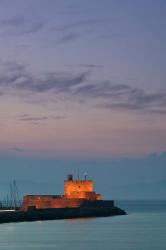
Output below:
[10,147,23,152]
[78,64,104,68]
[57,32,80,44]
[0,61,166,114]
[52,18,104,44]
[55,19,103,32]
[0,61,89,94]
[1,16,45,35]
[1,14,104,44]
[102,90,166,112]
[67,64,104,69]
[17,114,67,122]
[20,116,48,121]
[75,82,166,114]
[51,115,66,120]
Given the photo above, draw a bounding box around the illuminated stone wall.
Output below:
[21,195,113,211]
[21,179,102,211]
[21,195,85,211]
[64,180,93,196]
[64,180,101,200]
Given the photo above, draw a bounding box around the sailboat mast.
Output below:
[10,183,13,208]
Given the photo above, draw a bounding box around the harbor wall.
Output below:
[21,196,113,211]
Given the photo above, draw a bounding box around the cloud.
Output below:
[55,19,104,32]
[75,82,136,98]
[75,82,166,114]
[52,19,104,44]
[78,64,103,68]
[18,114,67,122]
[1,15,103,43]
[10,147,23,152]
[1,16,45,35]
[0,61,166,114]
[67,64,104,69]
[0,61,89,94]
[51,115,66,120]
[20,116,48,121]
[102,91,166,112]
[57,32,80,44]
[150,110,166,114]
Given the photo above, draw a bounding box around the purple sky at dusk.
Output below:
[0,0,166,159]
[0,0,166,199]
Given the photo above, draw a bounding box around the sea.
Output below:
[0,200,165,250]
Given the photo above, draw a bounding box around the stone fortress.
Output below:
[21,174,113,211]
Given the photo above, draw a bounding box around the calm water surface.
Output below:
[0,201,166,250]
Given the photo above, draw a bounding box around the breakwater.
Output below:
[0,206,126,224]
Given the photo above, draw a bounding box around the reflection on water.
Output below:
[64,217,96,223]
[0,201,165,250]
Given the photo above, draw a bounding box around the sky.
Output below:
[0,0,166,200]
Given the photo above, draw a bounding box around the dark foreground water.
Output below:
[0,201,166,250]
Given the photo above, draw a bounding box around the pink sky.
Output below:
[0,0,166,158]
